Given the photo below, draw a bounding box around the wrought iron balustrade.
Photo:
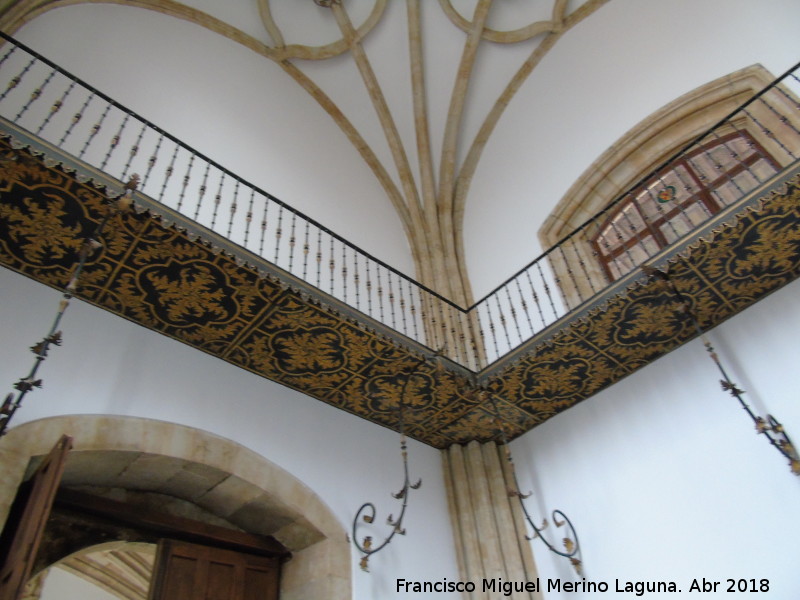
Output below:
[0,31,798,370]
[0,31,470,366]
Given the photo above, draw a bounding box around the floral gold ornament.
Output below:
[1,119,799,448]
[0,174,138,437]
[642,264,800,476]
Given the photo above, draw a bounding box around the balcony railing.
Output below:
[1,31,798,370]
[471,67,800,364]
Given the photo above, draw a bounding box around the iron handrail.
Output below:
[0,29,464,312]
[468,56,800,309]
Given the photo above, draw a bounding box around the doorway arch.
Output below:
[27,541,156,600]
[0,415,351,599]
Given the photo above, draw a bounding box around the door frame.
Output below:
[0,416,350,600]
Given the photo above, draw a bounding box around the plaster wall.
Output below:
[511,277,800,599]
[0,266,461,600]
[40,567,117,600]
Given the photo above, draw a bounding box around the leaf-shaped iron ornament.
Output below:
[490,395,583,575]
[352,355,429,572]
[0,175,139,437]
[642,264,800,476]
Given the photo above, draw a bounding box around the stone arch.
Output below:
[0,415,351,600]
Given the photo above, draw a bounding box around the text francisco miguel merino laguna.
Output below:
[396,577,685,596]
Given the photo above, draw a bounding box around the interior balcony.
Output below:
[1,32,799,448]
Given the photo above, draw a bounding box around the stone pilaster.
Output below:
[442,441,542,600]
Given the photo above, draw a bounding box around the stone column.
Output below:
[442,441,542,600]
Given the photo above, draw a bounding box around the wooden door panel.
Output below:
[160,554,202,597]
[207,560,237,600]
[243,565,279,600]
[149,540,279,600]
[0,435,72,600]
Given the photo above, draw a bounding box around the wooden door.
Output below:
[0,435,72,600]
[148,539,280,600]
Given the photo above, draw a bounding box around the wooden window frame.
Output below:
[591,131,779,281]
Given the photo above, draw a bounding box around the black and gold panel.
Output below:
[1,132,798,448]
[0,135,479,447]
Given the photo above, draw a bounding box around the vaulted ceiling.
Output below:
[0,0,611,304]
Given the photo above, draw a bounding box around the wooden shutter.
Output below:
[148,539,279,600]
[0,435,72,600]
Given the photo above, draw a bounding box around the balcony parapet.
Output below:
[0,31,798,377]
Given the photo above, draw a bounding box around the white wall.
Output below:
[0,266,461,600]
[511,277,800,599]
[39,567,118,600]
[464,0,800,297]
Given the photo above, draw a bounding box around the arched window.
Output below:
[538,65,800,309]
[593,131,779,280]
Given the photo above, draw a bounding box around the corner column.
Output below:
[442,441,542,600]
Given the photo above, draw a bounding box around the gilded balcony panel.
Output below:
[1,126,799,447]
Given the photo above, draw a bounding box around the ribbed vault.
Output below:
[26,543,155,600]
[0,0,610,304]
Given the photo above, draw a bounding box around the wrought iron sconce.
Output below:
[642,264,799,475]
[351,356,428,572]
[488,393,583,575]
[0,174,139,437]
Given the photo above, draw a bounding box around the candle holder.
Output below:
[0,175,138,437]
[642,264,799,475]
[351,357,429,572]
